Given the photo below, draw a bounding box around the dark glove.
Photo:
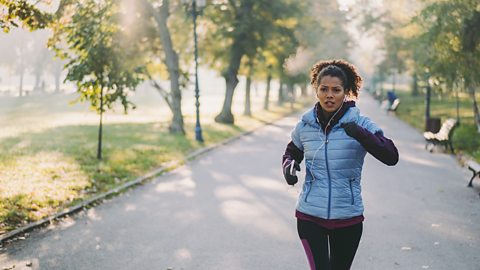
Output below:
[341,122,364,140]
[283,159,301,186]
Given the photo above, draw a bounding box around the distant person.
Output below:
[282,59,399,270]
[386,90,397,109]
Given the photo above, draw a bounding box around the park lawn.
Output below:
[394,91,480,162]
[0,100,309,234]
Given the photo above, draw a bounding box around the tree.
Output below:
[413,0,480,132]
[1,1,69,95]
[51,58,65,93]
[0,0,52,32]
[0,29,32,96]
[243,57,253,116]
[139,0,188,134]
[203,0,302,124]
[50,0,145,159]
[356,0,422,93]
[263,64,273,110]
[282,0,351,90]
[30,31,55,93]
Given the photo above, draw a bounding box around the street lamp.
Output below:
[183,0,205,143]
[423,71,440,133]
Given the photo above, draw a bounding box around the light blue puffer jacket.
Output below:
[291,106,382,219]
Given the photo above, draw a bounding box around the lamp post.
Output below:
[424,71,440,133]
[424,71,432,132]
[183,0,205,142]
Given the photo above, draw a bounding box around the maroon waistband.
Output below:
[296,210,364,230]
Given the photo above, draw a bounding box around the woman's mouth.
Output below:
[324,101,335,107]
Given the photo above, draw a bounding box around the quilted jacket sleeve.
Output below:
[355,116,399,166]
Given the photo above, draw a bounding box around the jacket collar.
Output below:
[301,101,358,132]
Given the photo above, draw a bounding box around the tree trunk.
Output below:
[455,86,460,124]
[54,61,62,93]
[144,0,185,134]
[301,83,307,97]
[468,84,480,133]
[34,72,41,92]
[215,1,253,124]
[97,87,104,160]
[215,42,244,124]
[216,73,238,124]
[263,72,272,110]
[288,83,294,111]
[244,79,252,116]
[277,81,284,105]
[19,68,24,97]
[392,71,396,92]
[170,92,184,134]
[425,83,431,122]
[412,73,419,96]
[244,58,253,116]
[18,46,25,97]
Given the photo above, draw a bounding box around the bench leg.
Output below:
[468,173,479,187]
[425,142,434,152]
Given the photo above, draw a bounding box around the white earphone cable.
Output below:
[308,100,345,183]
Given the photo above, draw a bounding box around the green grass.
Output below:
[0,97,309,233]
[393,91,480,161]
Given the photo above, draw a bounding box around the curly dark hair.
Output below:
[310,59,363,98]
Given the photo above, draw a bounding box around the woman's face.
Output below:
[315,75,346,114]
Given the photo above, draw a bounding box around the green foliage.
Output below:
[412,0,480,131]
[0,0,52,32]
[133,0,191,88]
[394,90,479,161]
[412,0,478,82]
[202,0,303,78]
[452,124,480,154]
[280,0,351,86]
[50,0,146,114]
[368,0,480,131]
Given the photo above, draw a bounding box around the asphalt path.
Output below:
[1,93,479,270]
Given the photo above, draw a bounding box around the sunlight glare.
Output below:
[120,0,138,32]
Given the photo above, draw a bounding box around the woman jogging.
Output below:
[282,59,399,270]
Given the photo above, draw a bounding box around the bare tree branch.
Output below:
[146,72,173,111]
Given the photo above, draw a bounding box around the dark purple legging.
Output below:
[297,219,363,270]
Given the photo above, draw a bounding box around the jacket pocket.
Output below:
[304,182,312,202]
[349,178,355,205]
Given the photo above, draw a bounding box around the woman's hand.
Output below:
[283,159,301,186]
[341,122,364,139]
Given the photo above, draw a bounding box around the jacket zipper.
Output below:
[325,135,332,219]
[349,178,355,205]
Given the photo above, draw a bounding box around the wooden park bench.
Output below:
[467,160,480,196]
[423,118,457,153]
